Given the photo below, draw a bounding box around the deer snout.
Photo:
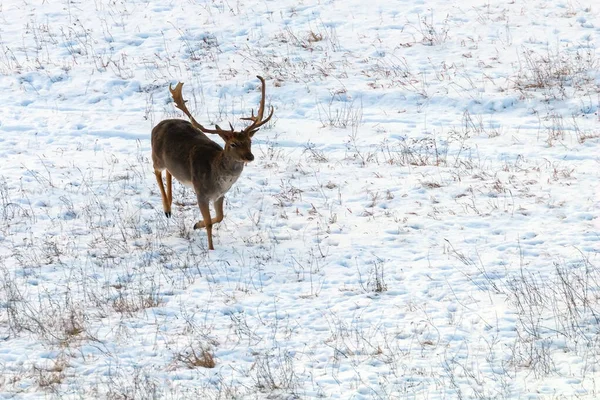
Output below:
[245,153,254,162]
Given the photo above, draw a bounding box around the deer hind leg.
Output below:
[154,170,172,217]
[194,201,215,250]
[166,171,173,209]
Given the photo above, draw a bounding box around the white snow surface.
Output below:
[0,0,599,398]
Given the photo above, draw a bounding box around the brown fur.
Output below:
[151,77,273,250]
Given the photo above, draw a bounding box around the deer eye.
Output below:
[230,143,237,148]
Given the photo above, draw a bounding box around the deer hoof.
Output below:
[165,211,172,218]
[194,221,207,229]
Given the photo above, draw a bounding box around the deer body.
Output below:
[151,77,273,250]
[151,119,244,201]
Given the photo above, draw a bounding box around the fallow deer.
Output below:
[151,76,274,250]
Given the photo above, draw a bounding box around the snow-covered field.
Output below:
[0,0,599,398]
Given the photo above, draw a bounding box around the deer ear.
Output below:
[215,125,234,142]
[219,132,234,142]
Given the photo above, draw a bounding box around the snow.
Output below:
[0,0,599,398]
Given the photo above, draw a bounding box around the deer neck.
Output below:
[216,150,245,177]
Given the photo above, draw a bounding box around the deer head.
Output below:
[169,76,274,163]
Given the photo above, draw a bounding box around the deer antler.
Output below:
[170,77,273,137]
[169,82,234,136]
[240,76,274,135]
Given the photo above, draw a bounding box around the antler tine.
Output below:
[241,76,273,134]
[170,82,234,136]
[256,75,266,122]
[240,109,255,121]
[169,83,195,122]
